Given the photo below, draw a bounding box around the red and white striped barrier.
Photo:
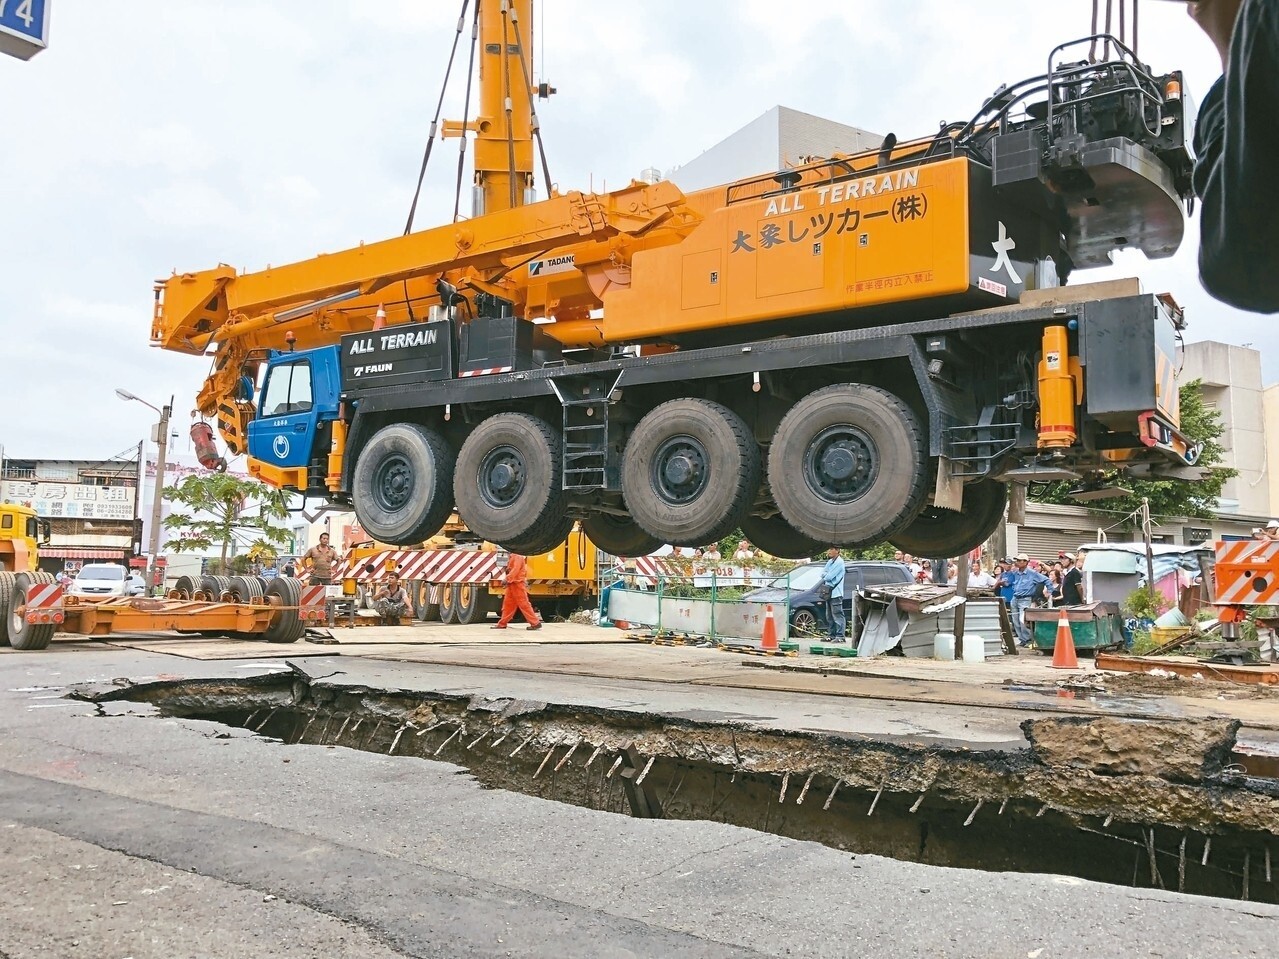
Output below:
[333,549,502,585]
[459,366,514,378]
[21,583,65,625]
[299,584,327,622]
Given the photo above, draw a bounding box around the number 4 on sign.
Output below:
[0,0,36,28]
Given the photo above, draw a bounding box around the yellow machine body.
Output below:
[0,503,42,573]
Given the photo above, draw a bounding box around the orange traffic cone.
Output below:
[761,604,779,651]
[1049,608,1079,669]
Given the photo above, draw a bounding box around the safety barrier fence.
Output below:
[598,564,794,644]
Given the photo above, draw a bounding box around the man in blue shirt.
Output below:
[997,553,1051,648]
[821,547,846,642]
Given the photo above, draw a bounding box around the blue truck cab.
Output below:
[246,346,343,474]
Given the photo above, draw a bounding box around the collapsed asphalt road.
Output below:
[1,646,1276,959]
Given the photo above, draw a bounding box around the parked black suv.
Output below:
[742,561,914,635]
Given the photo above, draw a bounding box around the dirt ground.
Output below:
[1061,668,1279,702]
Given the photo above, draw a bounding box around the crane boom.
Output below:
[152,182,690,359]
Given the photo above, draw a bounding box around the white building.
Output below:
[667,105,882,193]
[1179,341,1270,517]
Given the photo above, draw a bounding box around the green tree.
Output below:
[162,473,293,568]
[842,543,896,561]
[1029,379,1235,521]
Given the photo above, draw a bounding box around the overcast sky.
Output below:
[0,0,1269,464]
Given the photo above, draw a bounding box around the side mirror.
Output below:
[39,521,52,544]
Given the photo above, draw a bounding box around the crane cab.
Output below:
[246,346,342,491]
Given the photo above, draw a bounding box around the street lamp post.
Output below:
[116,389,173,594]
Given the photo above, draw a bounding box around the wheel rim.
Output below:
[478,444,526,509]
[793,609,819,634]
[459,584,473,607]
[373,453,415,513]
[803,425,878,504]
[650,434,710,506]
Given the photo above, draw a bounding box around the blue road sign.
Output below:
[0,0,50,61]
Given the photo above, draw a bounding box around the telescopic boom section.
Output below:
[470,0,535,215]
[150,181,689,361]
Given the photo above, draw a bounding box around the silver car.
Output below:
[69,563,131,598]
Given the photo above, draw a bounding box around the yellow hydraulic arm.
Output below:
[152,180,692,449]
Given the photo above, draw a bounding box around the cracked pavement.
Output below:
[0,645,1276,958]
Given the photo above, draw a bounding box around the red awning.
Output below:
[40,547,128,560]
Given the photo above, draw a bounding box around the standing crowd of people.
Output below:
[881,547,1088,648]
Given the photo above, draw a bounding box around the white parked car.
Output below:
[69,563,131,598]
[127,572,147,596]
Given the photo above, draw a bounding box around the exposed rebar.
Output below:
[823,779,842,811]
[534,746,556,779]
[796,773,814,806]
[434,727,462,756]
[964,800,984,827]
[635,755,656,787]
[554,741,580,772]
[867,782,885,817]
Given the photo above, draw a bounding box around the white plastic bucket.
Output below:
[933,632,956,661]
[961,633,986,662]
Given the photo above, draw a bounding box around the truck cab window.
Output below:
[260,361,313,416]
[1,515,12,530]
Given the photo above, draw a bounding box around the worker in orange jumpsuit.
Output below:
[492,552,542,630]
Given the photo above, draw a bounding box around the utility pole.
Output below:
[147,398,173,593]
[1141,497,1156,596]
[132,440,144,561]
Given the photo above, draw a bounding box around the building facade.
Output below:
[0,454,141,570]
[1179,341,1270,516]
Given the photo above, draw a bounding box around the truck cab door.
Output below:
[247,356,318,469]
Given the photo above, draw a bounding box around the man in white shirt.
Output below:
[967,563,996,590]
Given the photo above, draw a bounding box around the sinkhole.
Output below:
[76,669,1279,904]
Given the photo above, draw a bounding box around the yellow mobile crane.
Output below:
[153,2,1202,562]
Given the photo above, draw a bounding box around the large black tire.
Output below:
[583,513,662,557]
[0,571,15,647]
[199,575,233,600]
[454,413,567,549]
[9,572,56,651]
[262,576,304,643]
[173,574,198,600]
[414,581,441,621]
[769,384,927,547]
[452,583,490,625]
[890,478,1009,558]
[438,584,459,624]
[353,423,455,547]
[228,575,264,602]
[621,398,761,548]
[740,514,824,561]
[504,516,574,558]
